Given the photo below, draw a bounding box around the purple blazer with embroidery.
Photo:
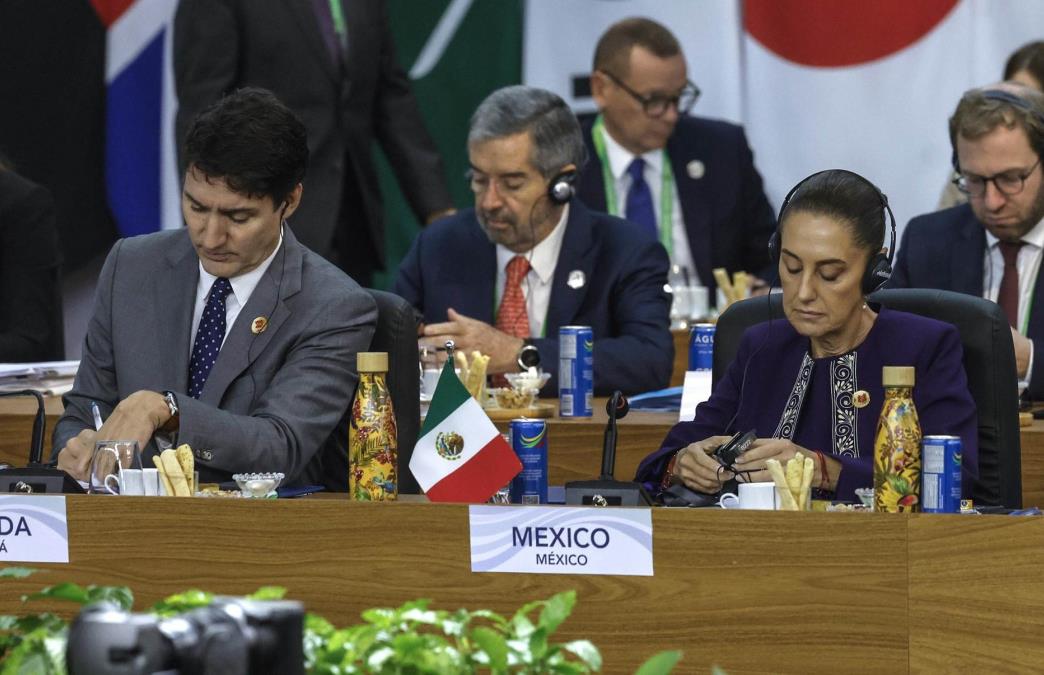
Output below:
[635,308,979,502]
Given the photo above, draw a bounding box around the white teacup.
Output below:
[719,481,779,510]
[105,468,145,496]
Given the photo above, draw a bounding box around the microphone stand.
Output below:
[0,390,84,494]
[565,391,651,506]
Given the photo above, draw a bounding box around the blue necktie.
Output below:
[188,277,233,399]
[625,158,658,239]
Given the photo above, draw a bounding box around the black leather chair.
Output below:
[365,289,421,494]
[712,289,1022,508]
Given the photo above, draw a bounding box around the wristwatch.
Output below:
[516,339,540,370]
[160,390,180,432]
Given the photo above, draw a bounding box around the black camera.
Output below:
[66,597,304,675]
[712,429,756,471]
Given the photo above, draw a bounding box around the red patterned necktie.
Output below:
[496,256,532,338]
[998,240,1025,328]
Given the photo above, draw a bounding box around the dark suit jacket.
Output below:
[577,114,777,293]
[53,228,377,490]
[890,203,1044,396]
[0,169,62,361]
[393,200,674,395]
[174,0,453,268]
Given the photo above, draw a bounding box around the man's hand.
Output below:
[421,308,523,374]
[750,276,771,296]
[56,429,98,481]
[1011,327,1031,379]
[57,390,171,481]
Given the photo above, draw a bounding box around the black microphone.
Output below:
[0,390,84,493]
[599,391,629,480]
[564,390,649,506]
[0,390,46,465]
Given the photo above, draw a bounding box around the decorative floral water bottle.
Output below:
[873,366,922,513]
[349,352,398,501]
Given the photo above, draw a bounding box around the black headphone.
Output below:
[547,170,577,204]
[951,88,1044,170]
[768,169,897,296]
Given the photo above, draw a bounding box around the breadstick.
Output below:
[732,271,749,300]
[766,459,798,510]
[713,268,734,304]
[160,449,190,497]
[175,444,195,494]
[798,456,815,511]
[153,455,174,496]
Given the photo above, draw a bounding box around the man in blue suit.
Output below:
[576,17,776,298]
[891,84,1044,397]
[395,86,672,395]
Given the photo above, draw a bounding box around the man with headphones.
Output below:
[394,85,673,395]
[891,83,1044,398]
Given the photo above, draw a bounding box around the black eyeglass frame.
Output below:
[953,157,1042,197]
[599,70,700,118]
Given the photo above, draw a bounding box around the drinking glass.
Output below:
[88,440,143,495]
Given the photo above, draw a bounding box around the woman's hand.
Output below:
[672,435,734,494]
[732,438,812,484]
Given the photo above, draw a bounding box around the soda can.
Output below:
[558,325,593,417]
[689,323,715,371]
[509,419,548,504]
[921,435,962,513]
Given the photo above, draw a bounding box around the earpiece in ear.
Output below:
[548,171,577,204]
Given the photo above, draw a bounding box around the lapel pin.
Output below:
[853,390,871,409]
[567,270,585,289]
[251,316,268,335]
[687,160,705,180]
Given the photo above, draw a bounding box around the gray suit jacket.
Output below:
[53,228,377,490]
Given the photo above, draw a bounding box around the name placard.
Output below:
[0,496,69,563]
[469,505,653,576]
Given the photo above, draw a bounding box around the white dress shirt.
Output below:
[189,229,284,356]
[494,205,569,338]
[601,127,694,277]
[983,216,1044,381]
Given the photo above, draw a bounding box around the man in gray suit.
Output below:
[54,88,377,491]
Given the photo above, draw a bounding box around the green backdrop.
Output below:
[373,0,523,289]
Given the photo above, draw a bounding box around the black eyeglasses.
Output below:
[600,71,700,117]
[953,157,1041,197]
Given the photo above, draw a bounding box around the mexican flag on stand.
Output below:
[410,361,522,503]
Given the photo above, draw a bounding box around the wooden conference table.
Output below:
[2,496,1044,673]
[3,395,1044,507]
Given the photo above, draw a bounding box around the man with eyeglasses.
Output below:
[576,17,776,301]
[891,83,1044,397]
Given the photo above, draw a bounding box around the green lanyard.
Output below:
[328,0,347,47]
[591,114,675,255]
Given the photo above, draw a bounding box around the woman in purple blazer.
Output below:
[637,170,978,503]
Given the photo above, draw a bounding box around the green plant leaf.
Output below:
[247,586,287,601]
[538,591,576,635]
[0,568,37,579]
[634,649,683,675]
[562,640,602,670]
[84,585,134,610]
[470,626,508,671]
[151,589,213,616]
[529,626,549,661]
[23,582,89,605]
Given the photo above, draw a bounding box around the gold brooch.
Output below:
[853,390,870,409]
[251,316,268,335]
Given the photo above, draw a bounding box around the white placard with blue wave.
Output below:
[469,505,653,576]
[0,496,69,563]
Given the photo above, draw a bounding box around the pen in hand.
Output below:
[90,401,103,432]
